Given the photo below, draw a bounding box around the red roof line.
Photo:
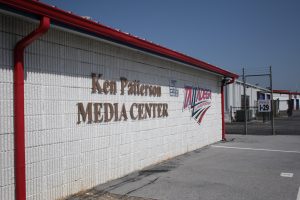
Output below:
[273,90,290,94]
[0,0,238,79]
[273,90,300,95]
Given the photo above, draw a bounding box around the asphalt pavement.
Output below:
[67,134,300,200]
[66,110,300,200]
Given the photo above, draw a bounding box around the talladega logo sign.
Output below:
[183,86,212,124]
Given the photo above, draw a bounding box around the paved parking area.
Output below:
[67,135,300,200]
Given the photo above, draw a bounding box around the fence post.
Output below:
[270,66,275,135]
[243,68,247,135]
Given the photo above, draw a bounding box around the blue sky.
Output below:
[42,0,300,91]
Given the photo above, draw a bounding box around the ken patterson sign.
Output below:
[77,73,168,124]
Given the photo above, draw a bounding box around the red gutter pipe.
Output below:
[14,16,50,200]
[221,78,235,141]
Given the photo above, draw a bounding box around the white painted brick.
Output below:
[0,12,223,200]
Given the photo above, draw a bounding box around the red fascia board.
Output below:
[273,90,300,95]
[0,0,238,79]
[273,90,291,94]
[290,92,300,95]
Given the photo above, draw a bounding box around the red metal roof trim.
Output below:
[273,90,300,95]
[290,92,300,95]
[273,90,290,94]
[0,0,238,79]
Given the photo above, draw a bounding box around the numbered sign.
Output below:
[258,100,271,112]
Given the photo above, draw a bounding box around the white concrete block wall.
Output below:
[277,94,300,111]
[0,13,222,200]
[273,93,289,111]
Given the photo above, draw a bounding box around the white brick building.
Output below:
[0,1,237,199]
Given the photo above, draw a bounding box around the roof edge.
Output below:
[0,0,238,79]
[235,80,270,92]
[273,90,300,95]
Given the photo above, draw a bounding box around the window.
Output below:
[257,92,265,100]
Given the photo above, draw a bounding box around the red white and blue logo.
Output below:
[183,86,212,124]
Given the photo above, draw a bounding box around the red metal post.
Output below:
[14,16,50,200]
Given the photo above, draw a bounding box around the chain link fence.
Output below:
[227,99,284,123]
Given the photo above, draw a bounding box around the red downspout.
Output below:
[14,16,50,200]
[221,78,235,141]
[221,83,225,141]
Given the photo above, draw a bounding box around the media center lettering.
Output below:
[77,74,168,124]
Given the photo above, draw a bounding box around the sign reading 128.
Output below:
[258,100,271,112]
